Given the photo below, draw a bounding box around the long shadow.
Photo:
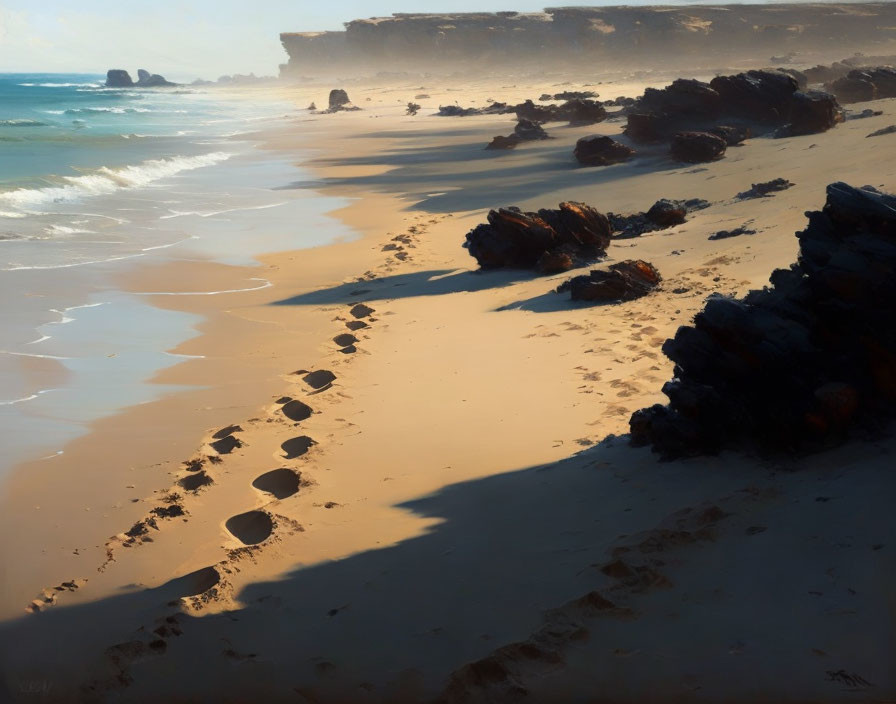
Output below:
[2,434,893,701]
[277,126,680,214]
[270,267,535,307]
[0,439,723,701]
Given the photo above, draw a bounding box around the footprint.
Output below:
[303,370,336,391]
[210,435,241,454]
[225,511,274,545]
[281,400,313,422]
[252,468,301,499]
[173,566,221,597]
[212,424,242,439]
[333,333,358,348]
[350,303,375,319]
[178,471,213,492]
[345,320,368,331]
[281,436,316,459]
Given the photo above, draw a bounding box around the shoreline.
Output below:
[1,73,895,700]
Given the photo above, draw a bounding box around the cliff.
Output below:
[279,4,896,77]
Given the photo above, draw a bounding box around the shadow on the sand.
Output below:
[271,267,535,307]
[276,129,677,214]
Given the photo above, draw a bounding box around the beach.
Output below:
[1,67,895,702]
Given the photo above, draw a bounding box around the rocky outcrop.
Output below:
[608,198,710,238]
[329,89,351,109]
[464,202,612,271]
[105,70,134,87]
[670,131,727,162]
[486,119,550,150]
[630,182,896,458]
[574,136,635,166]
[515,99,607,125]
[280,5,896,77]
[827,67,896,103]
[557,260,661,302]
[135,69,176,87]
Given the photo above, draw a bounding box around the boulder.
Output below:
[464,201,611,271]
[557,260,661,302]
[514,119,549,141]
[630,182,896,458]
[515,98,607,125]
[709,70,799,123]
[485,135,521,150]
[670,131,727,162]
[645,199,687,228]
[636,78,721,122]
[105,69,134,87]
[624,113,666,143]
[329,89,351,109]
[574,136,635,166]
[827,75,877,103]
[135,69,176,87]
[785,90,841,136]
[707,125,751,145]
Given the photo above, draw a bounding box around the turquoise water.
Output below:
[0,73,354,474]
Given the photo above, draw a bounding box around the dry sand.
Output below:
[0,72,894,702]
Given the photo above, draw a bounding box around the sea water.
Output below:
[0,74,353,475]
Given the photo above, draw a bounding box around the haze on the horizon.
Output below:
[1,0,828,80]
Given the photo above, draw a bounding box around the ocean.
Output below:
[0,73,352,475]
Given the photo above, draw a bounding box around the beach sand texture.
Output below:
[1,69,895,702]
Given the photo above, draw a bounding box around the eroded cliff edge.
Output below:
[280,4,896,78]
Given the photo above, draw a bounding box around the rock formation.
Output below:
[574,136,635,166]
[826,67,896,103]
[608,198,710,238]
[280,5,896,77]
[464,202,612,271]
[670,131,727,162]
[630,182,896,458]
[557,260,661,301]
[105,70,134,87]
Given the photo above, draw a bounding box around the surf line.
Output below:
[132,278,273,296]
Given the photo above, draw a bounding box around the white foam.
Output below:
[159,201,288,220]
[141,236,198,252]
[134,278,273,296]
[0,152,232,213]
[44,225,95,236]
[0,389,55,406]
[5,253,145,271]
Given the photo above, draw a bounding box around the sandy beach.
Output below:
[1,63,895,703]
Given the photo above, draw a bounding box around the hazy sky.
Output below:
[1,0,798,79]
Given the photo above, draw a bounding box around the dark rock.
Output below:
[630,182,896,458]
[557,260,661,302]
[515,99,606,125]
[847,109,883,120]
[329,89,350,109]
[574,136,635,166]
[514,119,549,141]
[736,178,794,199]
[406,102,421,116]
[609,198,710,238]
[776,67,809,89]
[624,113,665,143]
[707,125,751,146]
[784,90,841,136]
[437,103,512,117]
[636,78,721,123]
[105,70,134,87]
[670,131,727,162]
[464,201,611,271]
[827,75,876,103]
[135,69,176,87]
[536,251,574,275]
[549,90,598,101]
[646,199,687,228]
[485,135,521,150]
[709,70,799,124]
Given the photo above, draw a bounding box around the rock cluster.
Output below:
[464,202,612,272]
[826,67,896,104]
[437,103,513,117]
[608,198,710,238]
[105,69,176,87]
[557,260,661,302]
[630,182,896,458]
[486,119,550,150]
[624,70,841,157]
[516,98,607,125]
[540,90,598,101]
[670,131,727,162]
[574,135,635,166]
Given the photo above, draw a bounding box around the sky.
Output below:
[1,0,810,80]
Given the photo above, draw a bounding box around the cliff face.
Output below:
[280,4,896,77]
